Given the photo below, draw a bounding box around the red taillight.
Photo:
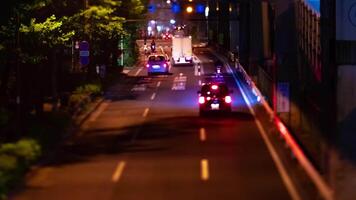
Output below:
[199,96,205,104]
[146,64,150,68]
[163,63,167,68]
[225,96,232,103]
[211,85,218,90]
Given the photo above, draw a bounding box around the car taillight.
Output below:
[225,96,232,103]
[211,85,218,90]
[163,63,167,68]
[199,96,205,104]
[146,64,150,68]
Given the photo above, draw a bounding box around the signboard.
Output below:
[336,0,356,40]
[277,82,290,113]
[79,41,90,66]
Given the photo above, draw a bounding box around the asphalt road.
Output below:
[11,41,292,200]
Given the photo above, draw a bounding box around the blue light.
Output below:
[196,4,205,13]
[172,3,181,13]
[148,4,156,13]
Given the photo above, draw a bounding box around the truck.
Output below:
[171,36,193,66]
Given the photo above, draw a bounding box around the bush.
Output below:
[0,139,41,167]
[74,83,101,96]
[0,139,41,199]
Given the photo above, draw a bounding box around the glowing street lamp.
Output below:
[170,19,176,24]
[186,6,193,13]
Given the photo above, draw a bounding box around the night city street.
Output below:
[1,1,356,200]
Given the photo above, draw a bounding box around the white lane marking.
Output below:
[142,108,149,117]
[112,161,126,182]
[200,128,206,142]
[89,101,110,122]
[201,159,209,181]
[131,84,146,92]
[172,75,187,90]
[157,81,161,88]
[134,67,143,76]
[225,63,302,200]
[151,93,156,100]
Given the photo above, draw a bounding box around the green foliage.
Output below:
[0,139,41,199]
[74,84,101,96]
[0,139,41,165]
[20,15,75,47]
[68,93,90,108]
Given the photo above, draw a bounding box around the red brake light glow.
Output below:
[146,64,150,68]
[163,63,167,68]
[211,85,218,90]
[225,96,232,103]
[199,96,205,104]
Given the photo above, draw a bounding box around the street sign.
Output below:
[79,41,90,66]
[277,82,290,113]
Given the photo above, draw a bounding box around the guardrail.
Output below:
[212,48,333,200]
[236,59,333,200]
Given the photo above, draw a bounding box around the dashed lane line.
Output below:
[201,159,209,181]
[142,108,150,117]
[200,128,206,142]
[134,67,143,76]
[151,93,156,100]
[157,81,161,88]
[112,161,126,182]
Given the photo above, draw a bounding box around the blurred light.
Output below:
[207,97,211,101]
[166,0,171,4]
[225,96,232,103]
[229,4,232,12]
[186,6,193,13]
[146,64,150,68]
[199,96,205,104]
[211,85,218,90]
[172,3,181,13]
[148,4,156,13]
[157,25,162,32]
[150,20,156,24]
[147,26,152,31]
[189,0,193,2]
[196,4,205,13]
[170,19,176,24]
[205,6,209,17]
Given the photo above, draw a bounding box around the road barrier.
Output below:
[211,49,334,200]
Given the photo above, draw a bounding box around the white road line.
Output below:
[201,159,209,181]
[157,81,161,88]
[134,67,143,76]
[200,128,206,141]
[112,161,126,182]
[151,93,156,100]
[142,108,149,117]
[89,101,109,122]
[225,63,302,200]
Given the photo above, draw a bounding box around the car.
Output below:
[198,82,233,115]
[162,33,172,40]
[146,54,170,75]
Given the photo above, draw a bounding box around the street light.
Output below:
[170,19,176,24]
[186,6,193,13]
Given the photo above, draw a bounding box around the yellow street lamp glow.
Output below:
[186,6,193,13]
[189,0,193,2]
